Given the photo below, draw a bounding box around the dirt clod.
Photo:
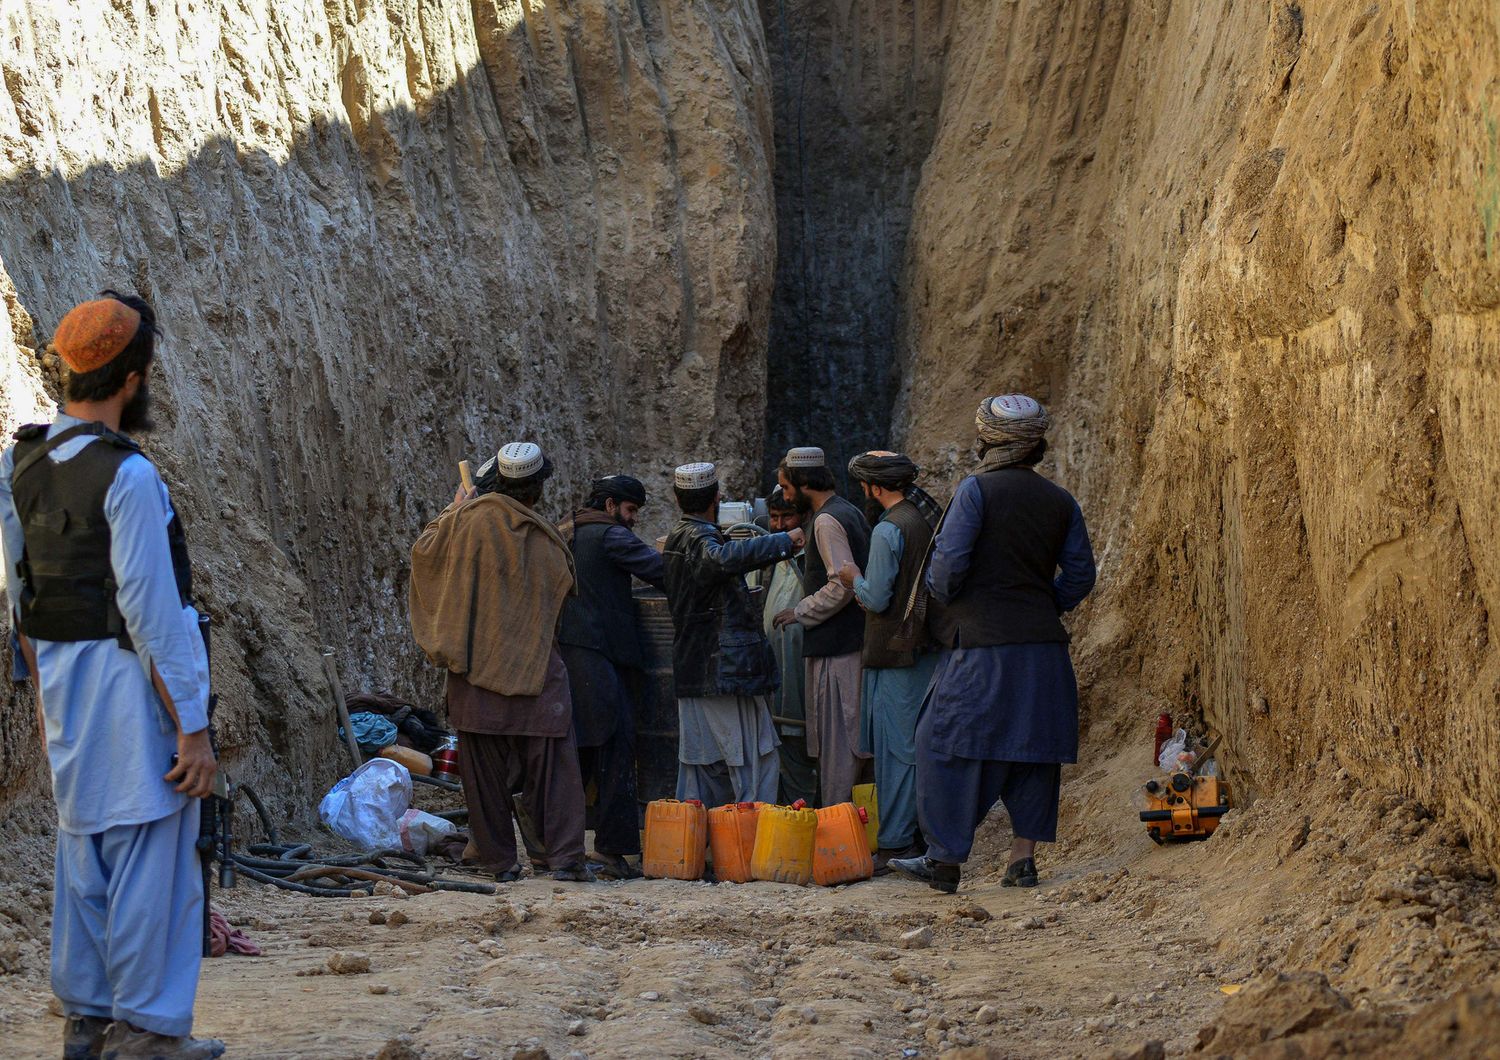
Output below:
[900,926,934,949]
[326,951,370,975]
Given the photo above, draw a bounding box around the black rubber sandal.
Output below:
[1001,857,1038,887]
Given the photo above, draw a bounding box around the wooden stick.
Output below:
[458,459,474,493]
[323,651,363,769]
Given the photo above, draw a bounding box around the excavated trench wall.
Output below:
[0,0,773,819]
[894,0,1500,866]
[759,0,949,473]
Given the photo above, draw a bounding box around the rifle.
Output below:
[195,614,234,957]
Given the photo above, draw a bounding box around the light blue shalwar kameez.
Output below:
[1,414,210,1038]
[854,518,938,850]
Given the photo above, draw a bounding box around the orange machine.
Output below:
[1139,769,1231,842]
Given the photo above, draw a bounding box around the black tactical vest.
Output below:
[801,493,871,658]
[10,422,193,650]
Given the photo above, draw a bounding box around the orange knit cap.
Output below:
[52,299,142,374]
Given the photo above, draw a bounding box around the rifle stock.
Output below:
[196,614,234,957]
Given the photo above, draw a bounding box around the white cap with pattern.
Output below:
[674,462,718,490]
[983,394,1044,421]
[784,446,826,468]
[497,441,545,479]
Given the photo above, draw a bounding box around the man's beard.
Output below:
[119,382,155,434]
[615,511,636,530]
[863,495,885,526]
[791,489,813,515]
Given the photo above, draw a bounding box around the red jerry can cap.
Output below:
[737,802,756,811]
[791,799,807,810]
[857,807,869,823]
[685,799,703,806]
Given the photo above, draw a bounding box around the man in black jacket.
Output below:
[662,462,802,805]
[558,475,665,879]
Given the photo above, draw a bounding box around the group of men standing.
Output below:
[5,292,1098,1060]
[408,393,1097,896]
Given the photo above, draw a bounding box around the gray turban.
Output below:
[847,451,919,490]
[975,394,1050,469]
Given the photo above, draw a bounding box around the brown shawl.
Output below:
[408,494,576,697]
[555,506,619,544]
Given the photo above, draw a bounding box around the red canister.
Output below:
[432,735,460,778]
[1153,713,1172,767]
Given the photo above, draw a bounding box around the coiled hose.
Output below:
[221,784,495,897]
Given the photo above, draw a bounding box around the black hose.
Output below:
[247,843,294,858]
[421,878,496,895]
[225,839,490,896]
[412,773,461,793]
[233,862,371,897]
[236,783,279,845]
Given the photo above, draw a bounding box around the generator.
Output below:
[1139,768,1231,843]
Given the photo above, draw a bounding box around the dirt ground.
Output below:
[4,732,1499,1060]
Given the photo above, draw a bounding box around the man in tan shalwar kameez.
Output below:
[773,446,872,806]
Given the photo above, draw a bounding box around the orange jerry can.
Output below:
[813,802,875,886]
[750,801,817,885]
[642,799,708,880]
[707,802,761,883]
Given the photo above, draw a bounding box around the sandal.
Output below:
[1001,857,1038,888]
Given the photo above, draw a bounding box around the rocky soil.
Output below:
[4,727,1497,1058]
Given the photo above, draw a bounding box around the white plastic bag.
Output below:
[318,758,413,849]
[398,808,457,856]
[1157,729,1187,772]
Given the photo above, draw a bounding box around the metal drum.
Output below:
[633,589,679,803]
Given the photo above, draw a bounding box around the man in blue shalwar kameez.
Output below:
[1,295,224,1059]
[892,395,1096,895]
[837,451,943,870]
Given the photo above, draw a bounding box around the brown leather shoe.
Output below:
[590,852,643,880]
[100,1023,225,1060]
[63,1014,111,1060]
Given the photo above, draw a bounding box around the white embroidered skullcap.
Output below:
[497,441,545,479]
[674,462,719,490]
[982,395,1045,422]
[784,446,826,468]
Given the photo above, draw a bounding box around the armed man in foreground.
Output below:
[409,443,592,882]
[0,295,224,1060]
[557,475,665,879]
[663,462,803,805]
